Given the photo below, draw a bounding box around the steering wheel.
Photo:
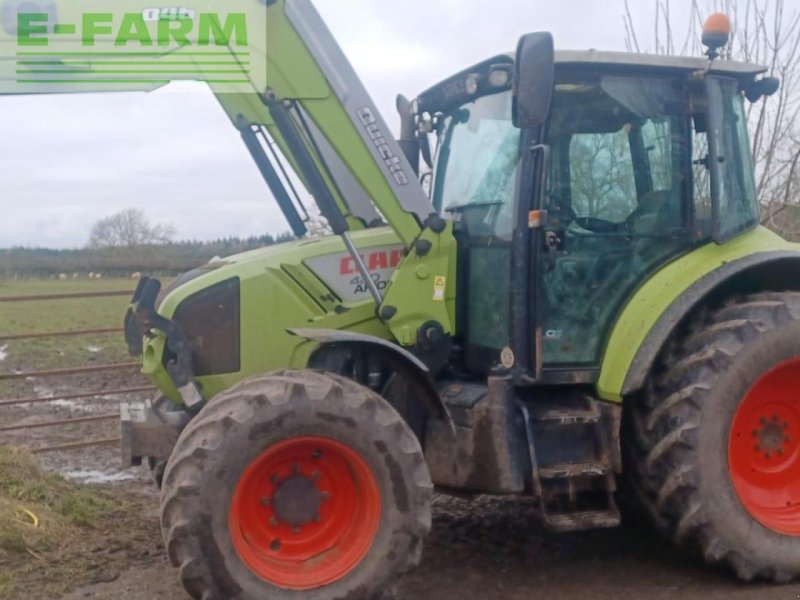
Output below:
[622,190,673,234]
[572,216,627,233]
[546,195,627,234]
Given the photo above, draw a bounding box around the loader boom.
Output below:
[0,0,434,247]
[0,0,458,354]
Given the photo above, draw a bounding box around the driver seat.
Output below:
[629,189,677,236]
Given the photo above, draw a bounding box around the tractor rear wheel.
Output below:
[627,292,800,581]
[160,370,432,599]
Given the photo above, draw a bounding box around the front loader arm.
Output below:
[217,0,438,248]
[0,0,431,247]
[223,0,456,342]
[0,0,457,343]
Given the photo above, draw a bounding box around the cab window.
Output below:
[542,73,692,366]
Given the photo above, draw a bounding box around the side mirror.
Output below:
[744,77,780,102]
[513,32,555,129]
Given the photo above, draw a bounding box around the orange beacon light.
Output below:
[702,13,731,59]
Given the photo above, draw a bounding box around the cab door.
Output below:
[538,73,693,376]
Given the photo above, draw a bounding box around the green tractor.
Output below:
[3,0,800,596]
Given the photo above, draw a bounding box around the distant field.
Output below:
[0,278,145,398]
[0,278,136,366]
[0,278,134,297]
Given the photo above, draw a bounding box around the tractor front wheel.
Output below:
[627,292,800,581]
[160,370,432,599]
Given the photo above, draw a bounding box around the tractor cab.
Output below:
[418,44,776,378]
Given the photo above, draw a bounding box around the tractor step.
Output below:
[518,395,621,533]
[530,393,602,425]
[544,509,621,532]
[538,460,611,480]
[534,406,601,425]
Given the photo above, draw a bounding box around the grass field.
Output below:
[0,278,157,399]
[0,278,136,363]
[0,446,120,598]
[0,444,163,599]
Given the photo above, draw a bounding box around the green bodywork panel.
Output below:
[380,222,458,344]
[598,226,800,402]
[146,227,402,403]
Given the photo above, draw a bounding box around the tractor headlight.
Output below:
[465,74,480,96]
[488,68,510,88]
[171,277,241,377]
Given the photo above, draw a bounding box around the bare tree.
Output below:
[570,131,639,221]
[88,208,176,248]
[623,0,800,238]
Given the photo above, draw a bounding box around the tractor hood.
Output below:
[140,227,403,403]
[157,226,402,318]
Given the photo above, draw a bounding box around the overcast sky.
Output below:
[0,0,700,249]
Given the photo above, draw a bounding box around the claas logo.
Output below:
[13,6,248,47]
[339,249,404,275]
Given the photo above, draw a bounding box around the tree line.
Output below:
[0,208,294,278]
[0,236,294,278]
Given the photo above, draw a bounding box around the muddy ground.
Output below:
[58,490,800,600]
[4,384,800,600]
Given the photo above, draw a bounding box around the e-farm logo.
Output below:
[17,8,248,47]
[12,7,252,87]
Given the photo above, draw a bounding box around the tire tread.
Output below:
[160,370,432,599]
[626,292,800,582]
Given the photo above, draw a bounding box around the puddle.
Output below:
[86,346,103,353]
[32,381,80,409]
[62,469,137,484]
[32,381,111,412]
[29,379,78,408]
[46,399,80,408]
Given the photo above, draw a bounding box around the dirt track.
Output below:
[55,476,800,600]
[5,379,800,600]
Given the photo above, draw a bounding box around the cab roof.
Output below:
[416,50,767,114]
[554,50,767,77]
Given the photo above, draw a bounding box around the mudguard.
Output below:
[288,328,451,424]
[598,227,800,402]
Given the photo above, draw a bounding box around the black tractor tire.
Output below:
[626,292,800,582]
[160,370,432,600]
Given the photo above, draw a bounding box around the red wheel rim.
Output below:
[729,357,800,536]
[229,436,381,590]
